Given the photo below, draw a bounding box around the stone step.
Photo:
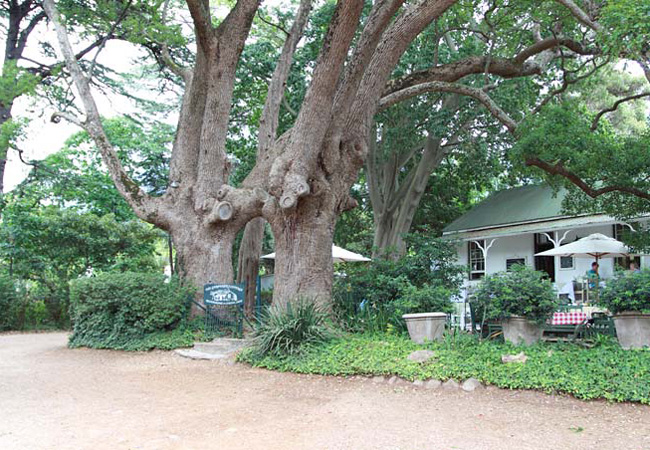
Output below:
[175,338,251,360]
[174,349,228,360]
[193,338,249,354]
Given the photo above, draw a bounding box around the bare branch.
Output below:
[257,0,312,156]
[87,0,133,80]
[553,0,603,32]
[526,157,650,201]
[256,10,290,37]
[50,110,84,128]
[379,81,518,133]
[185,0,214,52]
[16,11,46,56]
[591,92,650,131]
[161,0,190,81]
[513,36,596,64]
[43,0,167,227]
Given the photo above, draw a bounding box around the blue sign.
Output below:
[204,283,245,305]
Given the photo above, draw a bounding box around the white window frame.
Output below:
[469,240,485,280]
[559,256,574,270]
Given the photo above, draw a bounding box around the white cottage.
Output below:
[442,185,646,326]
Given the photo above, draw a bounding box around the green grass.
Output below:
[237,332,650,404]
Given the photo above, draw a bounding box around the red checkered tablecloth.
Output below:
[551,311,588,325]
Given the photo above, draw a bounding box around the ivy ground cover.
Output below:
[238,333,650,404]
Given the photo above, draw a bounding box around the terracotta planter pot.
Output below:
[402,312,446,344]
[613,312,650,349]
[502,315,543,345]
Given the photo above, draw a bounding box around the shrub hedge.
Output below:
[600,269,650,314]
[69,272,195,350]
[472,265,558,324]
[238,332,650,404]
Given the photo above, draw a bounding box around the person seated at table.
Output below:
[629,262,641,274]
[586,262,599,289]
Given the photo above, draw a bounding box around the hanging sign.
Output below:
[203,283,245,305]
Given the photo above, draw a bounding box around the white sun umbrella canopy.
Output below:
[261,245,371,263]
[534,233,632,261]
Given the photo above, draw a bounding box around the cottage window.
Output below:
[559,256,574,270]
[613,224,640,270]
[469,241,485,280]
[506,258,526,271]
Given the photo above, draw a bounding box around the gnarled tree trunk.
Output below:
[236,217,264,315]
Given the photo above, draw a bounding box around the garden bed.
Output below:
[238,332,650,404]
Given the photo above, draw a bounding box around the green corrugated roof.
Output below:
[443,185,567,234]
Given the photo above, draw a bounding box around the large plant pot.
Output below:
[402,312,446,344]
[613,312,650,349]
[502,316,543,345]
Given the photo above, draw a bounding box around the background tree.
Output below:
[0,0,185,194]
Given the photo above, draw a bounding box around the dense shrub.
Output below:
[472,265,558,324]
[0,275,19,330]
[332,235,463,332]
[600,269,650,314]
[239,332,650,404]
[251,299,334,357]
[69,272,194,350]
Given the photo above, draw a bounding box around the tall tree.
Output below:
[42,0,645,307]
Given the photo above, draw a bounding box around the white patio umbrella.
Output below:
[534,233,632,262]
[261,244,371,263]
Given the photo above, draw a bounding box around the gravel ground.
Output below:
[1,332,649,450]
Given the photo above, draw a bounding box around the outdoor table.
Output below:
[551,311,588,325]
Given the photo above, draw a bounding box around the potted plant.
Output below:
[398,283,454,343]
[599,270,650,349]
[473,265,558,345]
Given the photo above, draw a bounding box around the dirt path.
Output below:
[1,333,648,450]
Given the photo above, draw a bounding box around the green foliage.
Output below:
[332,236,463,332]
[600,269,650,314]
[599,0,650,58]
[239,332,650,404]
[68,272,195,351]
[0,61,39,106]
[250,299,334,357]
[0,274,18,330]
[473,265,558,324]
[13,116,173,220]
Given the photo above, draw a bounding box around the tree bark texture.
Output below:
[236,217,264,315]
[235,0,312,311]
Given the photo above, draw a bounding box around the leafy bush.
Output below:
[332,236,463,332]
[473,265,558,324]
[251,299,334,357]
[0,275,19,330]
[69,272,194,351]
[600,269,650,314]
[238,332,650,404]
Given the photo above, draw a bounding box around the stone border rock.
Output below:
[362,375,485,392]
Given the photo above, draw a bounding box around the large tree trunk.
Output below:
[236,217,264,315]
[269,195,337,308]
[172,222,238,314]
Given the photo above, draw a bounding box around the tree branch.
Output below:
[43,0,167,227]
[185,0,214,52]
[379,81,518,133]
[525,157,650,201]
[256,0,312,157]
[553,0,602,32]
[591,92,650,131]
[16,10,46,57]
[160,0,190,81]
